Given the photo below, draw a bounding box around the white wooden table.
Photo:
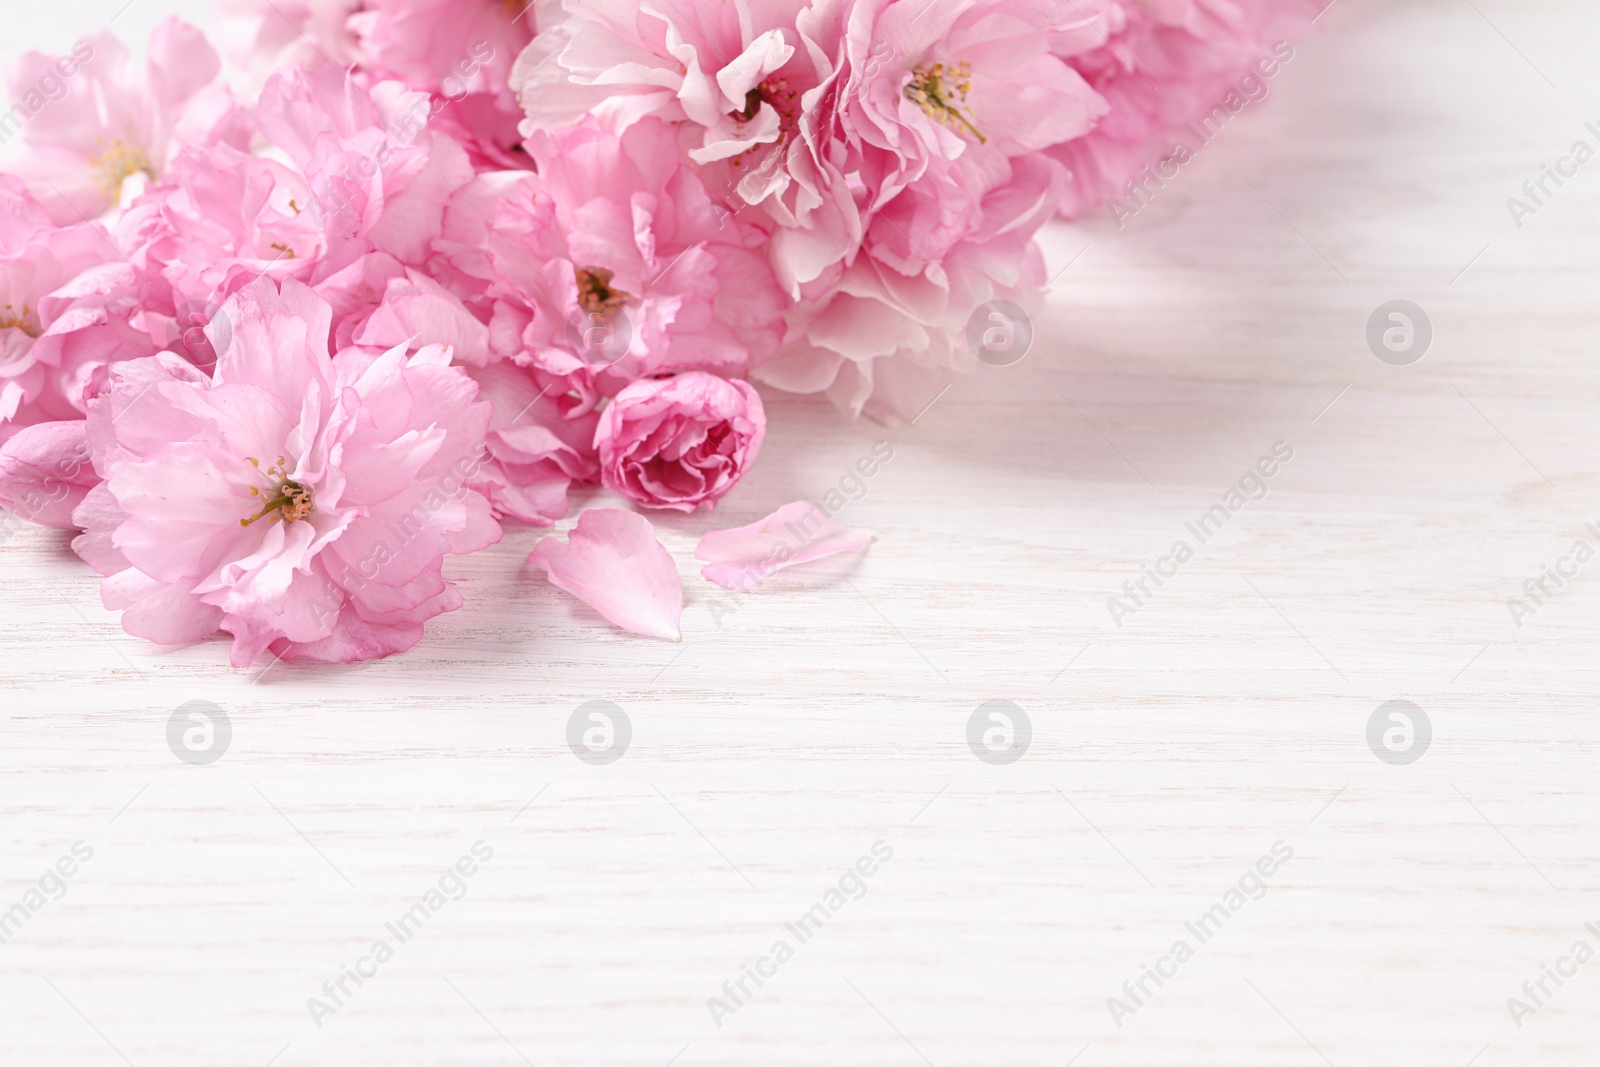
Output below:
[3,1,1598,1064]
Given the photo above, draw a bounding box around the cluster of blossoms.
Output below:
[0,0,1310,665]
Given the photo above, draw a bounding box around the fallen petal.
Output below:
[528,508,682,640]
[695,501,871,592]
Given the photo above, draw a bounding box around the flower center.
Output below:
[90,139,155,201]
[240,456,314,528]
[0,302,40,338]
[574,266,633,316]
[734,78,797,125]
[904,62,985,143]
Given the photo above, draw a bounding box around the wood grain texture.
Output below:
[3,1,1599,1064]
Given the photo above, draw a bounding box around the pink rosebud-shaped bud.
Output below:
[595,372,766,513]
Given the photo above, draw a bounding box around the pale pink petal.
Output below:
[103,568,222,645]
[352,271,491,366]
[147,17,223,114]
[527,507,682,640]
[695,501,872,592]
[0,421,95,529]
[70,482,130,575]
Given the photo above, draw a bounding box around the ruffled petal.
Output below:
[527,507,682,640]
[0,420,95,529]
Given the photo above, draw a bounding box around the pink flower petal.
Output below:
[0,421,96,529]
[528,508,682,640]
[695,501,872,592]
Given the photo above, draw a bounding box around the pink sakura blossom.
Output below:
[346,263,493,364]
[596,372,766,513]
[511,0,862,292]
[434,117,785,398]
[759,149,1061,420]
[695,500,872,591]
[5,19,250,225]
[0,177,150,441]
[72,275,499,667]
[835,0,1106,202]
[114,65,470,353]
[750,0,1102,418]
[219,0,529,99]
[512,1,1106,420]
[312,250,410,350]
[254,65,474,268]
[527,507,683,640]
[114,145,324,355]
[510,0,802,136]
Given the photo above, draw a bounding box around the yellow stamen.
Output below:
[239,457,314,528]
[0,302,40,337]
[904,62,985,143]
[90,139,155,202]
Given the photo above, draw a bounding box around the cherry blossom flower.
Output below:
[254,65,474,268]
[114,64,470,355]
[72,275,499,666]
[434,117,785,398]
[836,0,1107,201]
[511,0,861,292]
[5,19,250,224]
[758,149,1061,420]
[220,0,534,166]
